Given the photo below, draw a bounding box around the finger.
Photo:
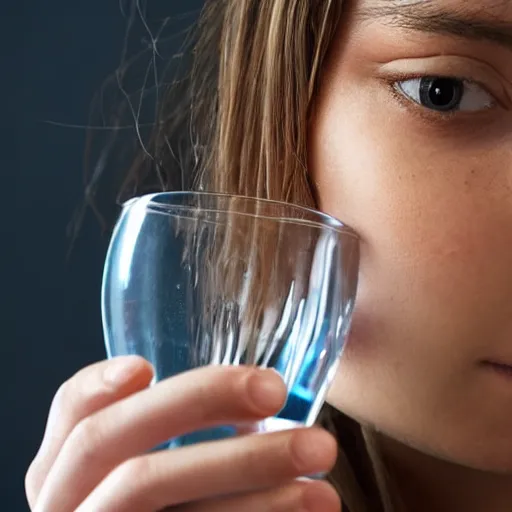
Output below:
[25,356,153,508]
[34,365,287,512]
[172,479,342,512]
[75,427,338,512]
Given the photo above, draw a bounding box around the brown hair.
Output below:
[82,1,400,510]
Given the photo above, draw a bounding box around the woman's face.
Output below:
[310,0,512,472]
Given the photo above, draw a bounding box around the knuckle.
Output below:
[52,379,75,413]
[53,363,113,417]
[110,457,154,497]
[51,375,90,421]
[66,416,106,466]
[113,458,143,484]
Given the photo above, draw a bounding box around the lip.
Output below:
[481,360,512,377]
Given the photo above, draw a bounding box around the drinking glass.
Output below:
[102,192,359,447]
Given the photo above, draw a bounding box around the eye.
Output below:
[395,77,495,113]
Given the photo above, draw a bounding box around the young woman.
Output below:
[25,1,512,511]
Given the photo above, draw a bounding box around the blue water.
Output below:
[162,385,314,449]
[277,383,314,423]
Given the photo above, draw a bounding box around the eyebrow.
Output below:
[358,1,512,50]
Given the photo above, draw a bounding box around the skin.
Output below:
[25,359,340,511]
[26,1,512,511]
[312,0,512,510]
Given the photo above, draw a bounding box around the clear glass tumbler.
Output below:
[102,192,359,447]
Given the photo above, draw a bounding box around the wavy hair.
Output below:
[78,2,403,510]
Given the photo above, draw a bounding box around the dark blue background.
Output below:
[6,1,202,509]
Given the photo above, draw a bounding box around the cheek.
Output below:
[309,93,512,469]
[310,94,512,362]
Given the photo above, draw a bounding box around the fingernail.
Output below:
[104,356,146,386]
[247,368,287,412]
[302,479,341,512]
[292,429,337,473]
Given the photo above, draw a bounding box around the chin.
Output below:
[332,398,512,476]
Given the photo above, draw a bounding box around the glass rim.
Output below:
[123,191,359,239]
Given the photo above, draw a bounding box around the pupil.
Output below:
[420,77,463,111]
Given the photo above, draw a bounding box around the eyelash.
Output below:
[383,73,498,122]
